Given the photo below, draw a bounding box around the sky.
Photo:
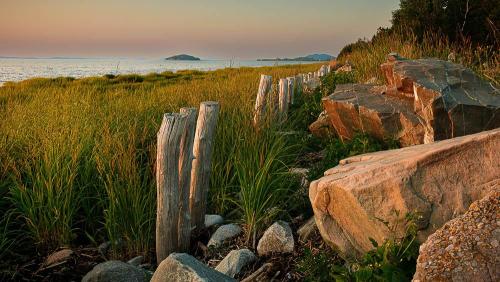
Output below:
[0,0,400,59]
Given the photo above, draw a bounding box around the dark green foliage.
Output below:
[332,213,420,282]
[392,0,499,46]
[297,248,341,282]
[297,214,420,282]
[308,134,399,180]
[320,71,356,96]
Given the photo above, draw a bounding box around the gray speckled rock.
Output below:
[205,214,224,228]
[82,260,150,282]
[215,249,256,278]
[413,191,500,282]
[257,221,294,256]
[152,253,235,282]
[207,224,242,248]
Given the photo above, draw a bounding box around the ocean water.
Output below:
[0,57,313,85]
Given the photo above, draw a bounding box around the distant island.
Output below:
[165,54,201,61]
[258,54,334,62]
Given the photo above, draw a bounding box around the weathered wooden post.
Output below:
[177,107,197,252]
[156,113,188,263]
[190,101,220,230]
[287,77,296,105]
[295,74,303,95]
[253,75,273,127]
[278,78,289,121]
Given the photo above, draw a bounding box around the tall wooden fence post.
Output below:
[253,75,272,127]
[190,101,220,230]
[278,78,289,121]
[177,107,197,252]
[295,74,303,100]
[287,77,296,105]
[156,113,188,263]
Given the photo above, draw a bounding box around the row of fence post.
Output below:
[156,63,330,263]
[156,102,219,263]
[253,64,331,127]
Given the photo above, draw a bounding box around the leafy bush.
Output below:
[297,248,341,282]
[297,213,420,282]
[308,134,398,180]
[391,0,499,46]
[332,213,420,281]
[320,71,356,96]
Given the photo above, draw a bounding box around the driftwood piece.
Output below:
[190,101,220,230]
[156,113,188,263]
[177,107,197,252]
[253,75,273,127]
[241,263,273,282]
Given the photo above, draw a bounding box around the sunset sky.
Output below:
[1,0,400,59]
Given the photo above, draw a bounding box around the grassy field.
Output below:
[0,64,328,264]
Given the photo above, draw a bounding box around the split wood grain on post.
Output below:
[156,113,188,263]
[177,107,197,252]
[278,78,289,121]
[253,75,273,127]
[190,101,220,230]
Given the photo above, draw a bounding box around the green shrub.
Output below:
[320,72,356,96]
[297,213,420,282]
[332,213,420,282]
[308,134,398,180]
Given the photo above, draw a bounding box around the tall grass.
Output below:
[0,64,322,259]
[338,31,499,84]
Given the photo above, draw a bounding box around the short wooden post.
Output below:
[177,107,197,252]
[287,77,296,105]
[190,102,220,230]
[278,78,289,121]
[295,74,303,97]
[156,113,188,263]
[253,75,273,127]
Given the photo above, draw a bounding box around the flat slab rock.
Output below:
[381,57,500,143]
[309,128,500,259]
[322,83,425,146]
[413,191,500,282]
[152,253,235,282]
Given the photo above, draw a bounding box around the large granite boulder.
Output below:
[322,84,425,147]
[321,56,499,146]
[381,56,500,143]
[413,191,499,282]
[309,128,499,259]
[152,253,235,282]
